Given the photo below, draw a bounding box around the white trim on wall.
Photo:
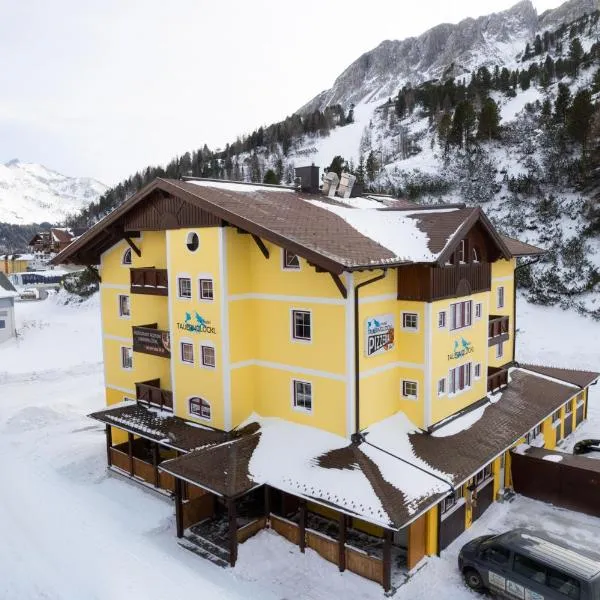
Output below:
[423,302,433,428]
[100,283,129,291]
[492,275,513,283]
[344,272,355,439]
[103,334,132,343]
[358,293,397,305]
[106,384,136,396]
[219,227,232,430]
[230,359,345,382]
[360,361,424,380]
[166,231,178,414]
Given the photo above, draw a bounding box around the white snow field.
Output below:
[1,292,599,599]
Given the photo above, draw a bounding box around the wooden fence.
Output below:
[346,546,384,585]
[270,514,300,545]
[237,518,267,543]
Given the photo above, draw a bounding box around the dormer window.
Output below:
[283,249,300,270]
[122,248,132,265]
[458,239,467,263]
[472,246,480,263]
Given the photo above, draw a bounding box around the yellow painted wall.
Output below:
[489,259,516,367]
[0,258,30,274]
[425,506,438,556]
[542,416,556,450]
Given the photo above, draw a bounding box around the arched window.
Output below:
[189,396,211,420]
[122,247,132,265]
[186,232,199,252]
[472,246,480,263]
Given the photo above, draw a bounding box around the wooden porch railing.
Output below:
[487,368,508,393]
[136,378,173,411]
[130,267,168,296]
[488,315,509,340]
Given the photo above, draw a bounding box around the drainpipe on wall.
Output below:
[351,269,387,443]
[512,257,541,363]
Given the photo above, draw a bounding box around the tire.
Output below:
[463,568,484,592]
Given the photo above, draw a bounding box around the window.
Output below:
[441,487,463,514]
[552,409,562,424]
[475,303,482,319]
[438,311,446,328]
[201,345,215,368]
[475,464,492,485]
[458,239,467,263]
[497,286,505,309]
[513,554,546,585]
[293,380,312,411]
[121,347,133,370]
[181,342,194,364]
[178,277,192,299]
[450,300,472,330]
[0,319,5,329]
[292,310,311,341]
[189,397,211,420]
[449,363,472,394]
[480,545,510,566]
[199,278,214,301]
[474,363,481,378]
[472,246,480,263]
[402,313,418,330]
[402,380,418,399]
[186,232,199,252]
[283,249,300,270]
[496,342,504,359]
[122,247,132,265]
[547,567,580,599]
[118,294,130,318]
[438,378,446,396]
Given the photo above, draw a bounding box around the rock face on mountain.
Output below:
[300,0,596,113]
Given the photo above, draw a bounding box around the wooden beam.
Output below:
[127,432,134,476]
[105,425,112,467]
[251,234,269,259]
[338,513,347,572]
[299,499,307,553]
[330,272,347,299]
[152,442,160,488]
[264,485,271,521]
[383,529,392,593]
[174,478,184,538]
[125,236,141,257]
[228,498,238,567]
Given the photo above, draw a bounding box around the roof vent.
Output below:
[337,173,356,199]
[322,172,339,198]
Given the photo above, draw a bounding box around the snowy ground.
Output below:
[1,292,599,599]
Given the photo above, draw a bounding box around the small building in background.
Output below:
[0,272,18,343]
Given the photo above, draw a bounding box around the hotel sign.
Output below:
[365,314,395,357]
[176,311,216,335]
[448,337,474,361]
[133,327,171,358]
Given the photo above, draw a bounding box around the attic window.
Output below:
[283,249,300,270]
[472,246,480,263]
[186,232,199,252]
[122,248,132,265]
[458,239,467,263]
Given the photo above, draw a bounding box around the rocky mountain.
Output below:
[300,0,596,113]
[0,159,107,226]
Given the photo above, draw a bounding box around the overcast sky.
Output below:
[0,0,564,185]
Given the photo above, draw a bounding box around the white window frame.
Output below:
[552,410,562,427]
[291,309,312,343]
[177,275,192,300]
[448,362,472,396]
[449,300,472,331]
[122,247,132,265]
[496,342,504,359]
[497,286,505,309]
[282,248,301,271]
[474,363,481,379]
[475,303,482,319]
[198,276,215,302]
[185,231,200,253]
[402,312,419,332]
[200,343,216,369]
[180,340,194,365]
[458,239,466,264]
[120,346,133,370]
[402,380,418,400]
[118,294,131,319]
[472,247,479,263]
[438,311,446,329]
[292,379,313,413]
[189,396,211,420]
[437,378,446,397]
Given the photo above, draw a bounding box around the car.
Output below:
[573,439,600,455]
[458,529,600,599]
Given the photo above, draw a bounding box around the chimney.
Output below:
[294,165,320,194]
[337,173,356,199]
[322,172,339,198]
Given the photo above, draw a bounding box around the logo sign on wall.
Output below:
[448,337,474,361]
[365,314,395,357]
[176,311,217,334]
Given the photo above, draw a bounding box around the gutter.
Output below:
[512,256,542,362]
[351,270,387,441]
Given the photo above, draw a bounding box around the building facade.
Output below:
[0,272,18,343]
[54,176,598,592]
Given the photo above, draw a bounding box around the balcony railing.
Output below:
[488,315,509,345]
[487,367,508,393]
[130,267,168,296]
[397,262,491,301]
[136,378,173,412]
[132,323,171,358]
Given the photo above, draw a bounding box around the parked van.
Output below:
[458,529,600,599]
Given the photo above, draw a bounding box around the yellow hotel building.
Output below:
[55,172,598,592]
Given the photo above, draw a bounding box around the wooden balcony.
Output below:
[488,315,509,346]
[487,367,508,393]
[130,267,168,296]
[397,262,491,301]
[136,378,173,412]
[132,323,171,358]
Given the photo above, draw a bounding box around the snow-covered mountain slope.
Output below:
[300,0,596,113]
[0,159,107,225]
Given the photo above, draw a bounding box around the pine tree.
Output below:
[567,90,595,153]
[592,69,600,94]
[477,98,501,141]
[554,83,572,125]
[263,169,279,185]
[569,37,584,75]
[534,34,543,54]
[328,155,346,178]
[438,112,452,152]
[355,155,366,186]
[365,151,379,181]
